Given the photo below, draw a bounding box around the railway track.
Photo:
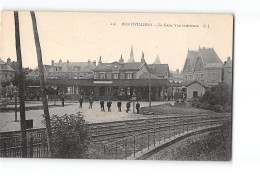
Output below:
[0,114,231,158]
[88,114,229,143]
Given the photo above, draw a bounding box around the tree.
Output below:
[42,113,90,158]
[191,82,232,112]
[14,11,27,157]
[30,11,53,157]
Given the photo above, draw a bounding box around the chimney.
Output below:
[176,69,179,73]
[93,60,96,66]
[141,52,145,63]
[88,59,90,66]
[119,54,124,64]
[98,56,102,65]
[51,60,54,66]
[67,60,69,68]
[7,58,11,66]
[227,56,231,63]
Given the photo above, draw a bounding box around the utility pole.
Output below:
[149,71,151,112]
[14,11,27,157]
[30,11,53,157]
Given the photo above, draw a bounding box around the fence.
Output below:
[103,117,228,159]
[0,128,48,158]
[0,115,229,158]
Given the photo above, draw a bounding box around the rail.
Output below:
[102,117,228,160]
[0,114,230,158]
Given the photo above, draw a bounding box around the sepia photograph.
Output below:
[0,11,233,161]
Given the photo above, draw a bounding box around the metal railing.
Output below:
[0,115,230,158]
[0,128,48,158]
[103,117,227,159]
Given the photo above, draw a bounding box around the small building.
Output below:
[0,58,15,98]
[185,81,207,100]
[0,58,15,83]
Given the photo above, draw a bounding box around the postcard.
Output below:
[0,11,233,160]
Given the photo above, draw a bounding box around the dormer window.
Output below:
[73,66,80,71]
[100,72,106,79]
[113,73,119,79]
[80,74,84,79]
[126,72,133,79]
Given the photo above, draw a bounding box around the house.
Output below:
[184,81,207,100]
[0,58,15,84]
[182,47,223,87]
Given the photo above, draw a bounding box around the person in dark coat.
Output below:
[107,100,112,112]
[79,96,83,108]
[117,100,122,112]
[89,97,93,109]
[61,97,65,107]
[100,100,105,112]
[136,101,140,114]
[126,101,131,113]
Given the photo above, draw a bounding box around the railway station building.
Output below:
[46,53,170,101]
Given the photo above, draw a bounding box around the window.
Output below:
[199,63,203,70]
[94,73,97,79]
[193,91,198,98]
[212,73,216,82]
[201,74,204,82]
[80,74,84,79]
[106,87,111,94]
[126,72,133,79]
[73,66,80,71]
[113,73,119,79]
[100,72,106,79]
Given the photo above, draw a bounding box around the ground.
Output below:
[140,103,218,115]
[0,100,166,132]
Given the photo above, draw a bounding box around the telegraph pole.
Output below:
[14,11,27,157]
[30,11,53,157]
[149,71,151,112]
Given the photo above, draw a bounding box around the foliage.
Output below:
[42,112,91,158]
[190,82,232,112]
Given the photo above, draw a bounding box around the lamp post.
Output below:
[127,87,130,101]
[14,90,18,122]
[53,86,57,105]
[132,89,136,113]
[149,71,151,112]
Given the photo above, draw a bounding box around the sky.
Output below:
[0,11,233,71]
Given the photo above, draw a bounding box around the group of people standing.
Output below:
[99,100,140,114]
[79,96,93,109]
[63,96,141,114]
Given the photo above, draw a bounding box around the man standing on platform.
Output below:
[89,97,93,109]
[100,100,105,112]
[61,96,65,107]
[79,96,83,109]
[107,100,112,112]
[117,100,122,112]
[136,101,140,114]
[126,101,131,113]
